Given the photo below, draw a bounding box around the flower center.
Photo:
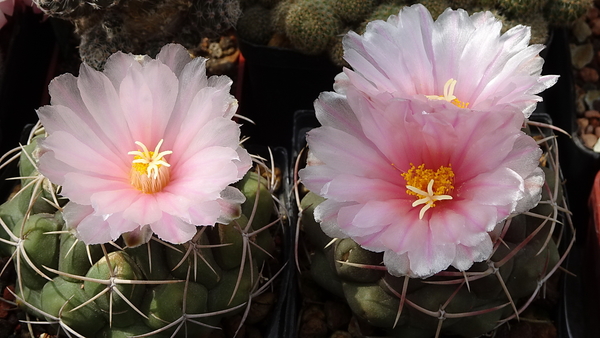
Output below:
[401,163,454,219]
[128,139,172,194]
[425,78,470,109]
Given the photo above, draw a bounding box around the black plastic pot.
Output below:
[543,28,600,242]
[237,39,341,151]
[244,144,298,338]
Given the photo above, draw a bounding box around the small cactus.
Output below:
[295,120,573,337]
[545,0,593,26]
[332,0,377,23]
[36,0,242,70]
[498,0,549,17]
[285,0,342,55]
[0,125,287,337]
[237,5,274,45]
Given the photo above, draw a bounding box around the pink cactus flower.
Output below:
[37,44,252,245]
[299,88,544,278]
[335,4,558,118]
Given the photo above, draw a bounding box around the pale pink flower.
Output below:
[299,88,544,278]
[37,44,252,245]
[335,4,558,118]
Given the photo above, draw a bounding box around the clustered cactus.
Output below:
[0,125,286,337]
[236,0,593,66]
[295,122,573,337]
[33,0,242,70]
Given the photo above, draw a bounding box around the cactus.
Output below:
[333,0,377,23]
[498,0,549,17]
[271,0,293,34]
[0,125,286,337]
[237,5,275,45]
[421,0,453,19]
[295,121,573,337]
[545,0,593,26]
[34,0,242,70]
[285,0,342,55]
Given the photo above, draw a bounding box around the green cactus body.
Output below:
[237,5,275,45]
[498,0,549,18]
[421,0,453,19]
[545,0,593,26]
[298,123,572,337]
[333,0,377,23]
[0,133,285,337]
[271,0,293,34]
[285,0,343,55]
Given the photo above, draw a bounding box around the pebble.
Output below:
[581,133,598,148]
[330,331,352,338]
[573,19,592,42]
[591,17,600,36]
[324,301,352,331]
[586,90,600,110]
[299,317,328,338]
[571,43,595,69]
[589,6,600,20]
[580,67,599,82]
[579,117,590,132]
[585,110,600,118]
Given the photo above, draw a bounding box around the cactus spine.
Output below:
[0,125,285,337]
[296,122,573,337]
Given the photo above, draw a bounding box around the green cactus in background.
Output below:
[295,122,573,337]
[284,0,342,55]
[420,0,452,18]
[271,0,293,34]
[34,0,242,70]
[333,0,377,23]
[238,0,593,69]
[545,0,593,26]
[498,0,549,16]
[0,125,286,337]
[237,5,274,45]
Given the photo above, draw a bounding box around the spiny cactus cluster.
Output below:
[237,0,593,67]
[0,124,287,337]
[294,120,573,337]
[34,0,242,70]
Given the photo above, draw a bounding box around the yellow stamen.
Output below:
[425,78,470,109]
[128,139,172,194]
[401,163,454,219]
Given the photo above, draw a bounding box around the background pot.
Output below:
[237,38,341,151]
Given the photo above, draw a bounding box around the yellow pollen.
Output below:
[425,78,470,109]
[400,163,455,219]
[128,139,172,194]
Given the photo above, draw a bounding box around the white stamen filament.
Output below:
[406,179,453,219]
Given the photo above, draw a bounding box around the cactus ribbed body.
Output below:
[298,124,572,337]
[545,0,593,26]
[237,5,274,45]
[333,0,376,23]
[285,0,342,55]
[0,134,284,337]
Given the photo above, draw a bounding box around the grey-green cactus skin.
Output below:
[0,131,285,337]
[297,124,572,337]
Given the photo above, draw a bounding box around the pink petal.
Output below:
[63,202,114,244]
[150,213,197,244]
[119,60,178,144]
[122,194,163,225]
[156,43,194,77]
